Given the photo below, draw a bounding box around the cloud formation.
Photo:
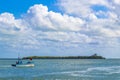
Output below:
[58,0,120,37]
[0,2,120,57]
[0,4,88,49]
[24,4,85,32]
[57,0,120,57]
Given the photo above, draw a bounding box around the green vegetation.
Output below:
[23,54,105,59]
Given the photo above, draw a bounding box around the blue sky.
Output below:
[0,0,120,58]
[0,0,58,18]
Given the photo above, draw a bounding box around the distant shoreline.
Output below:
[23,54,105,59]
[0,54,106,60]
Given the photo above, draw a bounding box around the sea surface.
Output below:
[0,59,120,80]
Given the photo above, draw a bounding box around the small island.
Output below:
[23,54,105,59]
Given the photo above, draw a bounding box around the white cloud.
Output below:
[58,0,120,36]
[0,13,16,33]
[0,4,120,46]
[0,4,88,49]
[114,0,120,4]
[0,12,27,35]
[0,3,120,58]
[58,0,111,18]
[24,4,85,32]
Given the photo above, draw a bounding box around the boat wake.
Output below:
[0,65,12,68]
[45,66,120,77]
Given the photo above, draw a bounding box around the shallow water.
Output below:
[0,59,120,80]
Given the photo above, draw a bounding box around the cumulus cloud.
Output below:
[57,0,120,55]
[0,12,29,39]
[0,4,91,49]
[24,4,85,32]
[0,3,120,57]
[58,0,111,18]
[58,0,120,36]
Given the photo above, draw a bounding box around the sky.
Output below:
[0,0,120,58]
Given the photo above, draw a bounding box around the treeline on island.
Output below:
[23,54,105,59]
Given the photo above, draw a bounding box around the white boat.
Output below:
[12,63,34,67]
[11,58,34,67]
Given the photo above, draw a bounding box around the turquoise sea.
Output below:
[0,59,120,80]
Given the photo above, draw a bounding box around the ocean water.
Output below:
[0,59,120,80]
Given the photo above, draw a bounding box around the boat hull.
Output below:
[11,64,34,67]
